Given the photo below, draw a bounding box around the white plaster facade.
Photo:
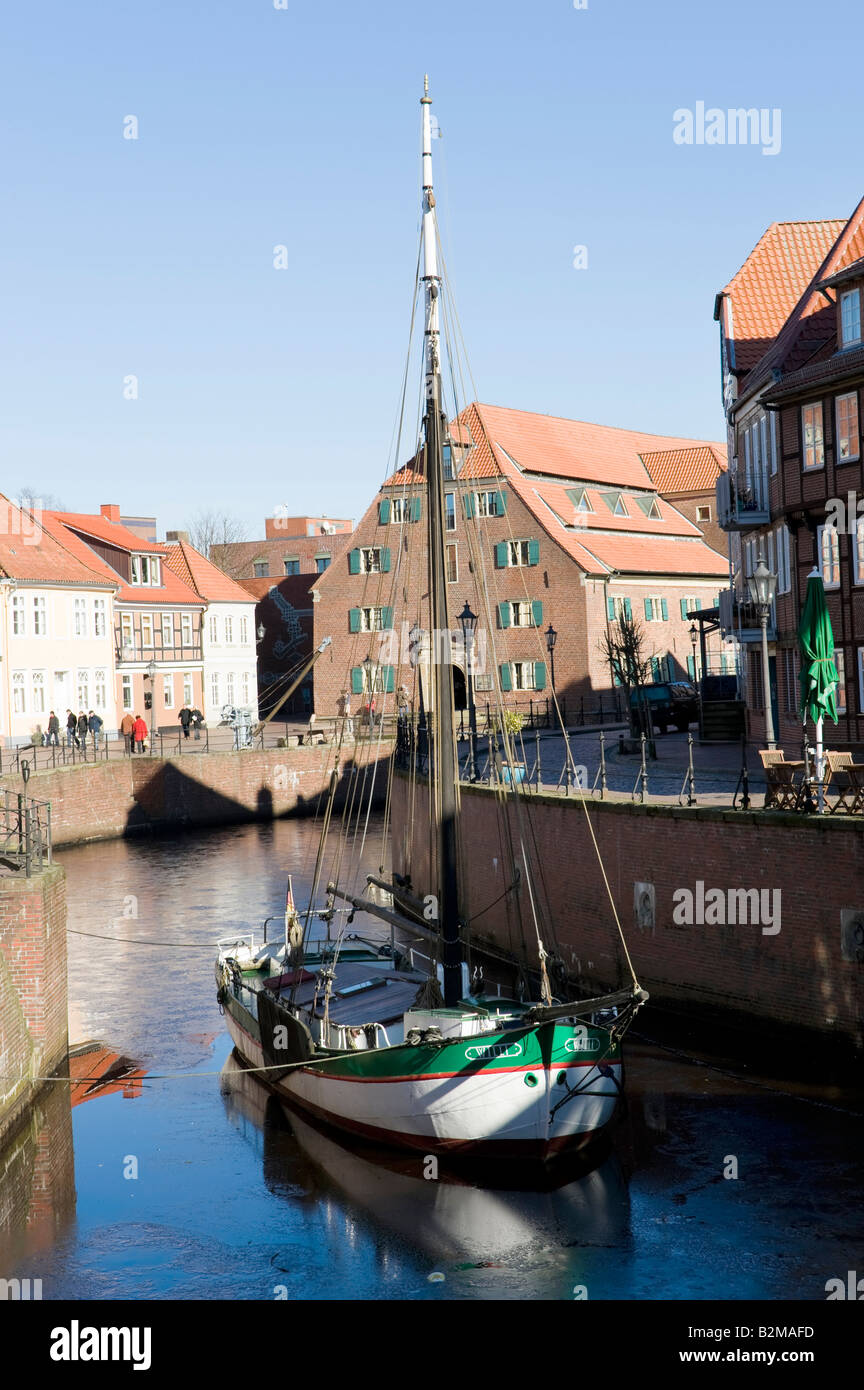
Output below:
[201,600,259,722]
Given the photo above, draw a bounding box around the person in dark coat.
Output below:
[191,708,203,741]
[66,710,76,747]
[76,711,88,748]
[47,711,60,746]
[88,710,103,749]
[120,712,135,754]
[178,705,193,739]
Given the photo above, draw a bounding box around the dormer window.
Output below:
[566,487,594,513]
[601,491,627,516]
[634,496,662,519]
[130,554,161,586]
[841,289,861,347]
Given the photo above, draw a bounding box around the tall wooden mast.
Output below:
[421,77,462,1008]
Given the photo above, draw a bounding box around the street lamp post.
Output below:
[545,622,558,697]
[147,658,157,744]
[457,600,478,782]
[747,552,778,749]
[689,621,702,738]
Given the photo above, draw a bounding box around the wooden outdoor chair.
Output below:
[828,756,864,815]
[763,762,803,811]
[758,749,786,769]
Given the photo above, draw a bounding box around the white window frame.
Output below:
[802,402,825,471]
[511,661,536,691]
[241,671,251,705]
[183,673,193,706]
[11,594,26,637]
[94,669,107,709]
[12,671,26,715]
[841,289,861,347]
[161,613,173,648]
[121,613,134,651]
[445,492,456,531]
[645,595,664,622]
[76,669,90,708]
[360,606,385,632]
[817,524,840,590]
[181,613,193,646]
[510,600,533,628]
[209,615,219,644]
[696,504,711,522]
[140,614,154,647]
[239,616,248,645]
[122,674,133,711]
[507,539,531,567]
[33,595,47,637]
[390,497,407,524]
[476,490,501,518]
[446,541,458,584]
[361,547,382,574]
[836,392,860,463]
[162,674,174,709]
[74,598,87,639]
[31,671,45,714]
[770,411,779,475]
[93,598,107,637]
[211,672,220,706]
[225,672,235,705]
[835,648,846,713]
[224,616,233,644]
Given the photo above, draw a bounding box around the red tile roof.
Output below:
[640,444,727,496]
[566,532,729,577]
[743,196,864,395]
[164,539,256,604]
[0,496,119,586]
[719,220,845,375]
[51,511,166,553]
[48,512,204,606]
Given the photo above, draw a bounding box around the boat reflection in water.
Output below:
[219,1051,630,1268]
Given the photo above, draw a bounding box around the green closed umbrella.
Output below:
[798,568,838,808]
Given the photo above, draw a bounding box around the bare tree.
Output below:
[598,612,656,745]
[15,484,67,512]
[184,511,249,578]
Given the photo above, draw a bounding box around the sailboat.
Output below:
[215,79,647,1159]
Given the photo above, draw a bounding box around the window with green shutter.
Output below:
[607,597,616,620]
[351,667,364,694]
[623,597,632,620]
[494,541,508,568]
[409,497,422,522]
[680,598,688,619]
[661,598,668,621]
[533,661,547,690]
[382,665,395,692]
[382,606,393,629]
[499,663,512,692]
[463,493,476,519]
[380,547,391,573]
[378,498,391,525]
[528,539,540,566]
[494,489,507,515]
[498,602,511,629]
[532,599,543,628]
[348,549,361,575]
[349,609,361,633]
[644,598,653,620]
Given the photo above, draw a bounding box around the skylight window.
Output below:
[634,496,662,519]
[601,491,627,516]
[565,487,593,512]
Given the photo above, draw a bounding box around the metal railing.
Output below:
[0,789,52,874]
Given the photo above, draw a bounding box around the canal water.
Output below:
[1,816,862,1301]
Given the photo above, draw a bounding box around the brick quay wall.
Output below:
[0,746,389,849]
[391,774,864,1058]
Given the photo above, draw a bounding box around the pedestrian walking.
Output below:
[120,711,135,754]
[191,708,203,740]
[88,709,103,749]
[132,714,148,754]
[47,711,60,746]
[337,690,354,739]
[178,705,193,739]
[66,710,76,747]
[76,711,88,749]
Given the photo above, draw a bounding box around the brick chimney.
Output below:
[100,504,121,523]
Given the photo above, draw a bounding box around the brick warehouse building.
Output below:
[715,197,864,749]
[311,403,731,721]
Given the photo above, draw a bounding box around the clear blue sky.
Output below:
[3,0,863,536]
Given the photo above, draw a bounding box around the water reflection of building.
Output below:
[219,1051,630,1268]
[0,1043,146,1276]
[0,1080,75,1271]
